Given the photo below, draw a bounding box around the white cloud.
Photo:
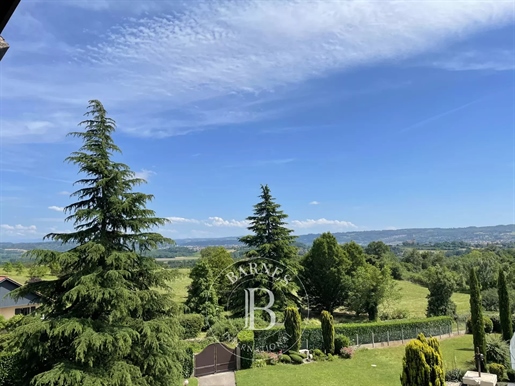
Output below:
[309,201,320,205]
[58,191,70,195]
[48,206,64,212]
[290,218,357,230]
[134,169,157,181]
[167,216,249,227]
[167,217,202,224]
[430,49,515,71]
[0,224,38,237]
[3,0,513,142]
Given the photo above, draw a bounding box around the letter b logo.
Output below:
[244,288,276,330]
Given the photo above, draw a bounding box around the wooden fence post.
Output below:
[372,332,375,348]
[401,328,404,344]
[387,330,390,346]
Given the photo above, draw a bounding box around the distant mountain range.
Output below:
[2,225,514,254]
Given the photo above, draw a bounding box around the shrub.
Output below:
[279,354,291,364]
[507,368,515,382]
[321,311,335,354]
[284,307,302,352]
[489,314,502,333]
[207,318,244,342]
[466,316,493,334]
[445,368,466,382]
[179,314,204,339]
[339,347,354,359]
[488,363,505,380]
[289,354,304,364]
[237,330,255,370]
[288,350,307,359]
[485,334,510,366]
[379,308,410,321]
[0,353,16,386]
[400,334,444,386]
[179,347,194,379]
[264,352,279,366]
[326,353,335,361]
[334,335,351,355]
[312,349,325,361]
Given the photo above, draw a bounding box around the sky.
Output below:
[0,0,514,242]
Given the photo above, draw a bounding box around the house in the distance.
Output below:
[0,276,40,319]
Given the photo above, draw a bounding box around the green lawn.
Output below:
[168,268,192,303]
[0,268,57,284]
[394,280,470,318]
[235,335,474,386]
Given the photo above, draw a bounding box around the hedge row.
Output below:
[0,353,16,386]
[237,330,254,369]
[254,316,453,351]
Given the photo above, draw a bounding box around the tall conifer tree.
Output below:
[498,269,513,341]
[9,100,182,386]
[470,268,487,360]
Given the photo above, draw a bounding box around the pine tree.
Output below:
[239,184,298,265]
[8,100,183,386]
[284,307,301,352]
[470,268,487,360]
[321,310,335,354]
[186,259,220,328]
[400,333,444,386]
[498,269,513,342]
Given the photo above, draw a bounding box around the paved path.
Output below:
[197,372,236,386]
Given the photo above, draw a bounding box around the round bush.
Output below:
[488,363,505,380]
[445,368,466,382]
[334,335,351,355]
[279,354,291,364]
[466,316,493,334]
[287,350,306,359]
[179,314,204,339]
[289,354,304,364]
[486,335,510,366]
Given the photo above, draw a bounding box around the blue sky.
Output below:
[1,0,514,242]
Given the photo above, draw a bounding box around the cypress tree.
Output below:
[470,268,487,360]
[498,269,513,341]
[284,307,302,352]
[8,100,182,386]
[321,310,335,354]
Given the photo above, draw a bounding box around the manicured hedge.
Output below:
[180,347,194,379]
[254,316,453,351]
[0,353,16,386]
[237,330,254,369]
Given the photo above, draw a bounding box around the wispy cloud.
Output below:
[290,218,357,230]
[0,224,39,237]
[58,191,70,195]
[430,49,515,72]
[166,216,249,228]
[3,0,513,143]
[309,201,320,205]
[134,169,156,181]
[48,206,64,212]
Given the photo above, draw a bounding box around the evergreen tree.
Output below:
[284,307,301,352]
[321,310,335,354]
[498,269,513,341]
[199,246,233,306]
[341,241,366,273]
[8,100,183,386]
[239,185,298,265]
[186,259,220,328]
[426,267,457,317]
[301,233,351,312]
[470,268,487,360]
[400,333,444,386]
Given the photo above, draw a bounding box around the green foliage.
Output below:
[485,334,510,367]
[284,307,301,352]
[7,100,183,386]
[2,262,13,274]
[498,269,513,341]
[186,259,219,327]
[239,185,298,264]
[342,241,366,272]
[444,368,465,383]
[27,264,48,279]
[289,354,303,364]
[364,241,391,267]
[379,308,409,321]
[321,311,335,354]
[301,233,351,312]
[179,314,204,339]
[237,330,255,369]
[199,247,233,304]
[482,288,500,311]
[179,346,194,379]
[279,354,291,363]
[339,347,354,359]
[400,333,445,386]
[426,267,457,317]
[466,316,493,334]
[487,363,505,380]
[254,316,453,351]
[311,349,325,361]
[334,335,350,354]
[469,268,487,359]
[507,369,515,382]
[207,318,243,342]
[349,264,394,321]
[0,352,16,386]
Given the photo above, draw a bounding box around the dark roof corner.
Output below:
[0,36,9,62]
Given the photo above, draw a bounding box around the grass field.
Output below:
[0,268,57,284]
[395,280,470,318]
[235,334,474,386]
[169,268,192,303]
